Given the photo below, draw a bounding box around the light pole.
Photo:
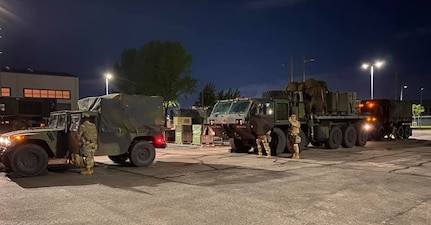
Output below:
[361,60,384,99]
[302,55,315,82]
[400,85,407,101]
[282,57,294,83]
[420,87,424,126]
[105,73,112,95]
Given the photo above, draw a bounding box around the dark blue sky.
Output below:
[1,0,430,107]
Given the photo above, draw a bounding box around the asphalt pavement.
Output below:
[0,130,431,225]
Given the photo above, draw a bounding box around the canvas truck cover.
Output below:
[78,94,164,132]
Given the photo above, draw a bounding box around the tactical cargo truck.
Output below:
[0,94,166,177]
[360,99,413,140]
[206,79,370,156]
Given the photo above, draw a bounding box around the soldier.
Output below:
[78,113,98,175]
[250,104,273,158]
[288,114,301,159]
[256,131,272,158]
[69,116,84,167]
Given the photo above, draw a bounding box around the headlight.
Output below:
[363,123,372,131]
[0,136,11,146]
[236,119,243,125]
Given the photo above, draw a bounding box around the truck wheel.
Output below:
[372,126,385,141]
[355,128,368,147]
[108,153,129,163]
[298,129,308,151]
[403,125,411,139]
[325,126,342,149]
[11,144,48,177]
[129,141,156,167]
[270,127,287,156]
[230,138,251,153]
[397,126,404,140]
[341,125,356,148]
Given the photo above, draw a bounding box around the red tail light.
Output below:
[155,136,164,144]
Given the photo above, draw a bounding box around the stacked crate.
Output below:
[174,117,192,144]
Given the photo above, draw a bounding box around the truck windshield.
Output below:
[229,100,251,114]
[48,115,58,128]
[211,101,233,116]
[48,114,67,129]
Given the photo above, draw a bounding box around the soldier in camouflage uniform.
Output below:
[256,132,271,158]
[288,114,301,159]
[78,114,98,175]
[250,104,273,158]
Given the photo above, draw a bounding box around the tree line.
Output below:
[112,40,240,111]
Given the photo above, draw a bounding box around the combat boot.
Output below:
[257,153,263,158]
[80,167,93,175]
[291,153,300,159]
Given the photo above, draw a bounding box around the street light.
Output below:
[302,56,315,82]
[361,60,385,99]
[105,73,112,95]
[400,85,408,101]
[420,87,424,126]
[282,57,294,83]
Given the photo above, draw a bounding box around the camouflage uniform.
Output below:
[289,114,301,159]
[256,133,271,158]
[78,116,98,175]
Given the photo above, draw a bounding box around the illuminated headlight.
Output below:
[236,119,243,125]
[363,123,372,131]
[210,120,215,125]
[0,137,11,146]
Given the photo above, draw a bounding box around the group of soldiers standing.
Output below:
[69,114,98,175]
[255,114,301,159]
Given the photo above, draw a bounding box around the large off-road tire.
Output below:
[230,138,251,153]
[355,128,368,147]
[108,153,129,163]
[11,144,48,177]
[325,126,342,149]
[270,127,287,156]
[403,125,411,139]
[397,126,404,140]
[262,90,291,99]
[372,126,385,141]
[129,141,156,167]
[341,125,357,148]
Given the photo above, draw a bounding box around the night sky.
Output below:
[1,0,430,107]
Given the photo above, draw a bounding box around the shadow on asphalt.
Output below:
[3,161,294,190]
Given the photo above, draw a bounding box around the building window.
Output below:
[23,88,71,99]
[1,87,11,96]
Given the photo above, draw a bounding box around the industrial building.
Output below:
[0,67,79,110]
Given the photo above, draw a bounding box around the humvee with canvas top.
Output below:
[0,94,166,177]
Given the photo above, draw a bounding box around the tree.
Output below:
[195,83,217,107]
[113,40,197,122]
[217,88,240,100]
[412,104,425,126]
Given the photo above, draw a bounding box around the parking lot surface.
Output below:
[1,130,431,225]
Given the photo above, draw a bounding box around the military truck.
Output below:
[360,99,412,140]
[0,97,57,133]
[206,79,370,156]
[0,94,166,177]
